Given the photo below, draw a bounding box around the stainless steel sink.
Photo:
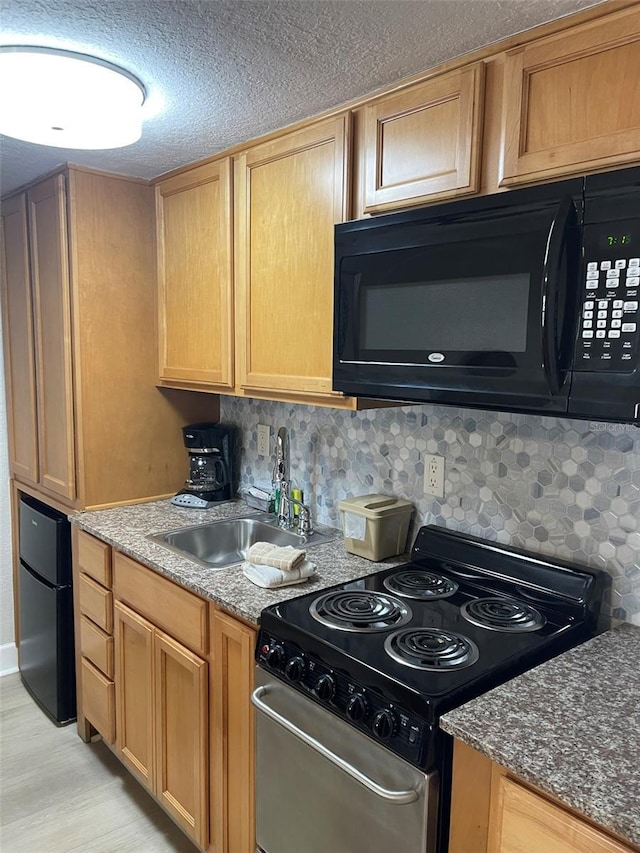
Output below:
[148,512,336,570]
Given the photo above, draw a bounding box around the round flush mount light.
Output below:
[0,46,146,149]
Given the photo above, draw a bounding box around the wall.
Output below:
[0,319,16,674]
[220,397,640,625]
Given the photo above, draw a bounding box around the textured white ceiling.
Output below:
[1,0,606,196]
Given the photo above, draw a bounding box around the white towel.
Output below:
[247,541,306,571]
[241,559,316,589]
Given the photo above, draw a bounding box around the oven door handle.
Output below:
[251,686,419,804]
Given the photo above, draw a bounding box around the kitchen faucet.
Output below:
[273,426,313,535]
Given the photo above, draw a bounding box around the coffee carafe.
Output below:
[171,423,236,508]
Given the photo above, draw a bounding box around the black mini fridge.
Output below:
[18,495,76,725]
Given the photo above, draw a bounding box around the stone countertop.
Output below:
[71,499,405,624]
[440,623,640,847]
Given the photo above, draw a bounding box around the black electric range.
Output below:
[256,525,608,771]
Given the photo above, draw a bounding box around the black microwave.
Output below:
[333,166,640,423]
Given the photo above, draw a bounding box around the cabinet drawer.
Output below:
[78,572,113,633]
[113,551,208,655]
[76,530,112,586]
[79,615,114,678]
[81,657,115,744]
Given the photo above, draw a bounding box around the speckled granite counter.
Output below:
[441,623,640,846]
[71,499,404,624]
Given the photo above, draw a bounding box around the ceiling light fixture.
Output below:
[0,46,146,149]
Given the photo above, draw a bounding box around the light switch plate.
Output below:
[424,454,445,498]
[257,424,270,457]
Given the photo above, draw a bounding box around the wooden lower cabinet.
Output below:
[74,532,258,853]
[114,599,209,849]
[449,740,639,853]
[154,629,208,847]
[490,772,634,853]
[211,609,257,853]
[114,601,155,790]
[80,658,115,744]
[73,527,116,743]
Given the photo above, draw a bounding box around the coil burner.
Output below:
[384,628,480,670]
[383,569,459,600]
[461,597,546,632]
[310,590,412,633]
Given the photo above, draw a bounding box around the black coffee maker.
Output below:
[172,423,236,508]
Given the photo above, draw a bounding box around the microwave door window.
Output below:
[361,274,531,361]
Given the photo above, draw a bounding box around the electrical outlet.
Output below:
[424,454,445,498]
[257,424,270,457]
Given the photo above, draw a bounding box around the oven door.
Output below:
[334,182,582,415]
[252,668,438,853]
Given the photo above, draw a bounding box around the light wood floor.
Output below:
[0,673,197,852]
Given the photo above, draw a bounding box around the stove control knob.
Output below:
[346,693,368,723]
[372,709,397,741]
[315,674,335,702]
[265,644,285,669]
[285,656,306,683]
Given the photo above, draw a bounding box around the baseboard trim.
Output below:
[0,642,19,676]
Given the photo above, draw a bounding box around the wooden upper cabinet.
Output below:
[156,158,234,391]
[27,176,77,502]
[1,193,38,486]
[361,62,485,213]
[501,5,640,185]
[235,115,350,400]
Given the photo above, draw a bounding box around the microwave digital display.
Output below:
[361,274,531,353]
[605,233,632,247]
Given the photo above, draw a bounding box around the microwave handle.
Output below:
[541,196,575,397]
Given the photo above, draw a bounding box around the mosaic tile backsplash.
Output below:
[219,397,640,625]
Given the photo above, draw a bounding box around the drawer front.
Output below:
[76,530,112,586]
[81,657,115,744]
[78,572,113,633]
[113,551,207,655]
[79,615,114,678]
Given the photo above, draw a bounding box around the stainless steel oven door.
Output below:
[252,667,438,853]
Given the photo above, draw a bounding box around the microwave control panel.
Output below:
[575,255,638,372]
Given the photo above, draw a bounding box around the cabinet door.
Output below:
[114,600,155,790]
[501,6,640,185]
[488,773,635,853]
[362,63,485,213]
[211,610,256,853]
[154,629,208,849]
[156,158,234,390]
[235,115,349,399]
[28,175,76,501]
[1,193,39,485]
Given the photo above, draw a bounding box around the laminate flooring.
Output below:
[0,674,197,852]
